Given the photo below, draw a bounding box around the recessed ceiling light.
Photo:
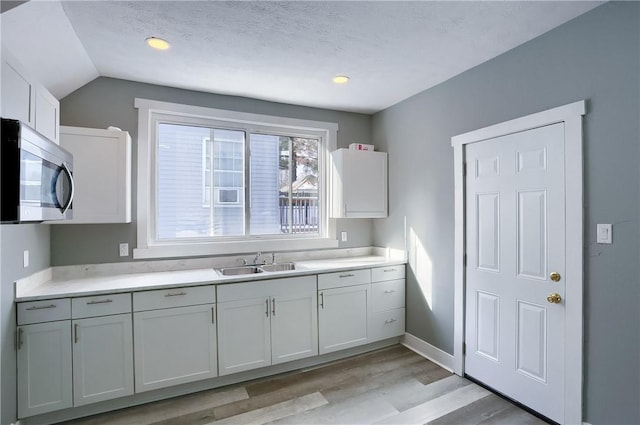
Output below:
[332,75,350,84]
[146,37,170,50]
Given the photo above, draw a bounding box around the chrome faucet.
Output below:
[253,251,262,265]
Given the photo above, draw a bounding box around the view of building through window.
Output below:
[156,123,319,240]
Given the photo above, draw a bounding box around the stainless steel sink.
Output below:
[216,266,264,276]
[259,262,296,272]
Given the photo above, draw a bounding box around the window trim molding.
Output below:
[134,98,339,259]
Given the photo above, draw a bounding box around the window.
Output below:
[135,99,338,259]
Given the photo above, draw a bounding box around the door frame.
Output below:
[451,100,585,424]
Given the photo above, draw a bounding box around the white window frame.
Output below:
[134,98,338,259]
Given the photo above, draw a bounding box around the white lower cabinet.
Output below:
[72,314,134,406]
[318,284,371,354]
[15,264,405,419]
[217,297,271,375]
[217,276,318,376]
[17,320,73,418]
[134,303,218,392]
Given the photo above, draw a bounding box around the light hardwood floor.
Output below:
[65,345,548,425]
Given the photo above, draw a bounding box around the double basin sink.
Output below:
[216,262,296,276]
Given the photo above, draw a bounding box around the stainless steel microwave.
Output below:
[1,118,74,223]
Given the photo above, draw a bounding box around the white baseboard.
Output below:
[401,333,456,373]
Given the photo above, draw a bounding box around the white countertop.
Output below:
[15,256,406,302]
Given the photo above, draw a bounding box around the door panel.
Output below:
[464,123,565,423]
[475,291,500,362]
[516,301,547,382]
[476,192,500,272]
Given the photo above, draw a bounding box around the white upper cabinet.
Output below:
[57,126,132,224]
[330,149,388,218]
[1,49,60,144]
[34,84,60,144]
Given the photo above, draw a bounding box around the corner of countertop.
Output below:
[15,267,53,299]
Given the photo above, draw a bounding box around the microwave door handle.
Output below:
[59,162,75,214]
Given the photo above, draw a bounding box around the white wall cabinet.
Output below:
[17,300,73,418]
[330,149,388,218]
[133,286,217,392]
[1,49,59,144]
[217,276,318,375]
[71,292,134,407]
[57,126,132,224]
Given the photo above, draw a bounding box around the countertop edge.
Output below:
[15,258,407,302]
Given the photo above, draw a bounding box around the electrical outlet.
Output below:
[23,250,29,268]
[119,243,129,257]
[341,231,348,242]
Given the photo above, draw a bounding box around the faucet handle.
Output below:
[237,257,248,266]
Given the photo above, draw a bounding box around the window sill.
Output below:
[133,238,340,260]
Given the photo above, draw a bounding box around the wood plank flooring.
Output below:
[65,345,548,425]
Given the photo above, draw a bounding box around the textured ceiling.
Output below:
[2,1,602,114]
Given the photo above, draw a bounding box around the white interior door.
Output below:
[464,123,565,423]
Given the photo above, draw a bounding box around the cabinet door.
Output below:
[1,57,34,125]
[17,321,72,418]
[271,291,318,365]
[318,284,370,354]
[58,127,131,224]
[134,304,217,392]
[72,314,133,406]
[331,150,387,218]
[34,85,60,144]
[217,297,271,375]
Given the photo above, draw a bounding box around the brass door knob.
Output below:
[547,293,562,304]
[550,272,561,282]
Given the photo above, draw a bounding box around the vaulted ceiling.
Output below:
[1,1,602,113]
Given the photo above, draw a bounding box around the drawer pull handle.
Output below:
[339,273,355,278]
[385,318,397,324]
[319,292,324,309]
[74,324,79,343]
[384,290,397,294]
[265,299,269,317]
[17,328,24,350]
[272,298,276,316]
[87,299,113,305]
[26,304,56,311]
[165,292,187,297]
[211,307,215,324]
[383,268,397,272]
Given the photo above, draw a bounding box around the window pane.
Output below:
[156,123,245,239]
[249,134,319,236]
[291,137,319,234]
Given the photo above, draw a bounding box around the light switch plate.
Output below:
[596,224,612,244]
[119,243,129,257]
[23,250,29,268]
[341,231,348,242]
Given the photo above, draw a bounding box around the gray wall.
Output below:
[1,224,50,425]
[372,3,640,424]
[53,78,373,265]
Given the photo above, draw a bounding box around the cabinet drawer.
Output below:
[318,269,370,290]
[72,293,132,319]
[18,299,71,325]
[370,308,405,341]
[372,279,405,312]
[371,265,405,282]
[133,285,215,312]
